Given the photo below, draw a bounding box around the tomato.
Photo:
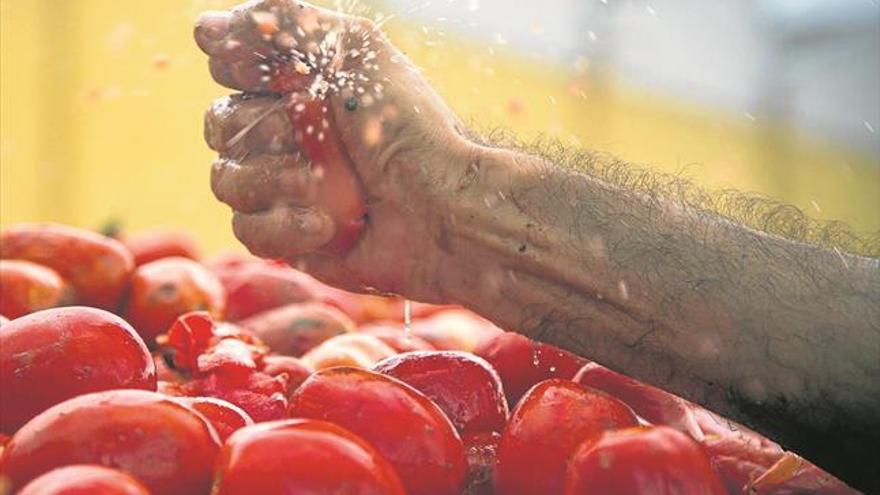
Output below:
[214,260,316,321]
[0,260,73,319]
[175,397,253,443]
[288,367,467,494]
[0,390,221,495]
[123,228,201,266]
[410,310,502,352]
[573,362,703,440]
[212,419,406,495]
[279,95,366,254]
[0,307,156,434]
[261,354,313,395]
[17,465,151,495]
[564,426,726,495]
[359,323,436,352]
[239,302,354,357]
[494,379,639,495]
[373,351,509,434]
[462,431,501,495]
[0,223,134,310]
[124,257,225,346]
[475,332,588,407]
[300,333,396,370]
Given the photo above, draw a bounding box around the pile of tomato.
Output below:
[0,223,856,494]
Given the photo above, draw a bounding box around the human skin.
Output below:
[195,1,880,491]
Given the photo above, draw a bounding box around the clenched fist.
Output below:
[196,0,475,299]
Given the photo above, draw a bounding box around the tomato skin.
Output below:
[17,465,151,495]
[564,426,726,495]
[373,351,509,435]
[239,302,354,356]
[212,419,406,495]
[288,367,468,494]
[213,260,316,321]
[462,431,501,495]
[0,307,156,434]
[175,397,254,443]
[494,379,639,495]
[474,332,588,407]
[0,260,73,319]
[0,223,134,310]
[300,333,397,370]
[123,229,201,266]
[124,257,226,346]
[0,390,221,495]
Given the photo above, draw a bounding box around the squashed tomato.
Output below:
[0,260,73,319]
[212,419,405,495]
[0,223,134,310]
[239,302,354,356]
[475,331,588,407]
[123,228,201,266]
[288,367,467,494]
[17,465,151,495]
[175,396,253,443]
[564,426,726,495]
[0,307,156,434]
[494,379,639,495]
[0,390,221,495]
[261,354,313,395]
[124,257,225,346]
[373,351,509,434]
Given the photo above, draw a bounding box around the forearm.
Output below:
[435,143,880,491]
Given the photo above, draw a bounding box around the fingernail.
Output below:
[195,11,231,43]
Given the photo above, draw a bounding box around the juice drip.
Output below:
[403,299,412,342]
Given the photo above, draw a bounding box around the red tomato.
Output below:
[123,228,201,266]
[300,333,396,370]
[494,379,639,495]
[17,465,151,495]
[462,431,501,495]
[564,426,726,495]
[0,260,73,319]
[410,310,502,352]
[0,390,221,495]
[213,260,316,321]
[213,419,406,495]
[239,302,354,356]
[175,396,253,443]
[288,367,468,494]
[124,257,225,346]
[187,369,288,423]
[0,307,156,434]
[573,362,703,440]
[261,354,313,395]
[280,95,366,254]
[474,332,588,407]
[0,223,134,309]
[373,351,509,434]
[358,323,436,352]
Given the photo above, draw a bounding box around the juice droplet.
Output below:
[403,299,412,342]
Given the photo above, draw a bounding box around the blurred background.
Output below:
[1,0,878,252]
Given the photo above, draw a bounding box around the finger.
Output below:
[208,57,270,93]
[232,206,335,258]
[205,94,297,155]
[211,154,319,213]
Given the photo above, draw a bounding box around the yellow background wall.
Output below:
[2,0,878,253]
